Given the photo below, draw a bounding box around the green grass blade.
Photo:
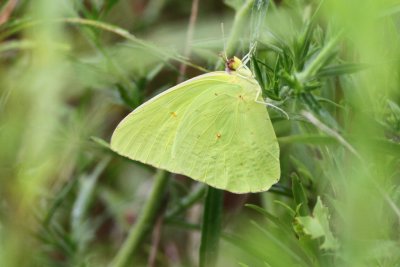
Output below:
[199,187,223,267]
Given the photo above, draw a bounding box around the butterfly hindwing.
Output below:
[172,74,280,193]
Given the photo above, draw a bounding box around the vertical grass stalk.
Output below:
[199,187,223,267]
[109,170,169,267]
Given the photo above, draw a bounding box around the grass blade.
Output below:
[199,186,223,267]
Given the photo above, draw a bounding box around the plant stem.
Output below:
[0,17,208,73]
[199,187,223,267]
[165,184,206,219]
[109,170,169,267]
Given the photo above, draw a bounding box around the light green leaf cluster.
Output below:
[295,197,339,251]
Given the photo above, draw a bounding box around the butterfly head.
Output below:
[226,56,253,78]
[226,56,242,71]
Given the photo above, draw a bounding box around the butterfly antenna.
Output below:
[241,42,257,66]
[221,22,228,61]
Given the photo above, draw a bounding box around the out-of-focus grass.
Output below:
[0,0,399,266]
[1,1,70,266]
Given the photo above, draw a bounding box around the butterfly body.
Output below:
[111,68,280,193]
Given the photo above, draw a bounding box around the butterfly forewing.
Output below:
[111,72,232,169]
[111,71,280,193]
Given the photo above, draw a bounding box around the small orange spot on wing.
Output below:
[216,132,222,139]
[170,112,177,117]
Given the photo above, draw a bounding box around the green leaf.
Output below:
[294,197,339,251]
[318,63,368,77]
[291,173,309,216]
[245,204,282,227]
[274,200,296,217]
[289,156,315,183]
[245,204,294,236]
[294,21,314,71]
[252,56,264,86]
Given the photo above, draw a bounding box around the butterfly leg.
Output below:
[241,42,257,66]
[254,90,289,119]
[241,54,251,66]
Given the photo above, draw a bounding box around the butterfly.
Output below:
[110,56,280,193]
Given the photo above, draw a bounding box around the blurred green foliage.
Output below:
[0,0,399,266]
